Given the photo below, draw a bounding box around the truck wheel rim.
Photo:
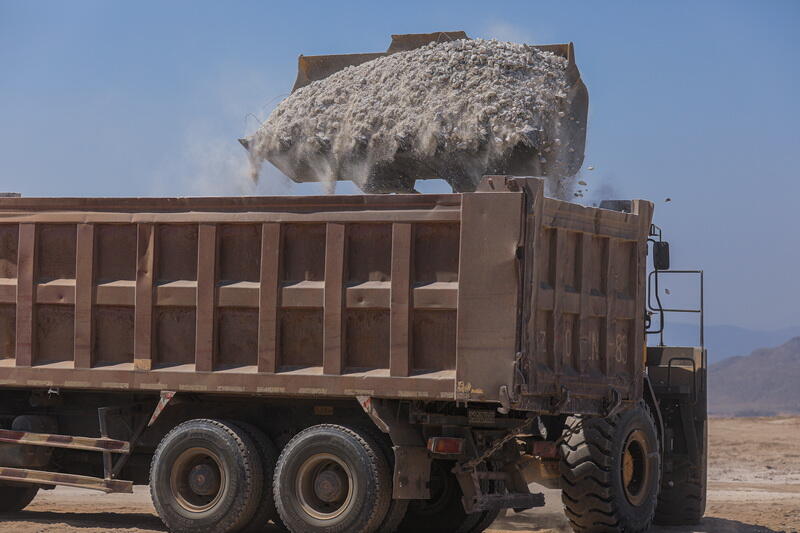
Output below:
[296,453,354,520]
[170,447,227,513]
[621,429,651,506]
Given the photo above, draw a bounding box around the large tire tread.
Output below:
[229,421,283,532]
[559,404,660,533]
[654,412,707,525]
[355,425,409,533]
[654,477,705,525]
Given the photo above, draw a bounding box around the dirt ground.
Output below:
[0,417,797,532]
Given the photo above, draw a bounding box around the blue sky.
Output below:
[1,1,798,331]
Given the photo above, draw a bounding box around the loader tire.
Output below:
[150,418,264,533]
[653,475,705,525]
[654,432,707,524]
[273,424,391,533]
[0,484,38,512]
[559,403,661,533]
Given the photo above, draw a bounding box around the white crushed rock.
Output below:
[247,38,574,194]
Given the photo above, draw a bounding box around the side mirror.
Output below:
[653,241,670,270]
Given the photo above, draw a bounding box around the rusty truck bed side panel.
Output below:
[0,194,463,400]
[0,180,652,411]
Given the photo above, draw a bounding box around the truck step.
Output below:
[0,466,133,493]
[0,428,130,454]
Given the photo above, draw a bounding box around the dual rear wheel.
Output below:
[150,419,501,532]
[150,420,397,533]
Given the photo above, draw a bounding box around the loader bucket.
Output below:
[291,32,468,92]
[251,31,588,192]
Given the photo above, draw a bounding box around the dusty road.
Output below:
[0,417,797,532]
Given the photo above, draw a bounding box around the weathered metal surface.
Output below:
[0,415,58,468]
[0,194,461,400]
[148,390,177,427]
[0,180,651,409]
[514,177,652,408]
[647,346,705,398]
[455,191,523,401]
[0,428,129,453]
[392,445,431,499]
[0,466,133,493]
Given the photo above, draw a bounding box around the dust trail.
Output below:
[158,129,292,197]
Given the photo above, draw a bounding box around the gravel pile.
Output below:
[246,38,574,193]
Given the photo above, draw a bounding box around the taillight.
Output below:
[427,437,465,455]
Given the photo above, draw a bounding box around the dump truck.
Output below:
[0,33,707,533]
[0,177,707,532]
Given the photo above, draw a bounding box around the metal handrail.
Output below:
[666,356,698,405]
[647,269,704,348]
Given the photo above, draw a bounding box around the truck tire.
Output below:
[397,460,493,533]
[273,424,391,533]
[230,421,283,532]
[355,426,409,533]
[559,403,661,533]
[0,484,38,512]
[150,419,264,533]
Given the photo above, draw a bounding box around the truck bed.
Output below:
[0,177,651,412]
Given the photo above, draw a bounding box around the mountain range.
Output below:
[707,336,800,416]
